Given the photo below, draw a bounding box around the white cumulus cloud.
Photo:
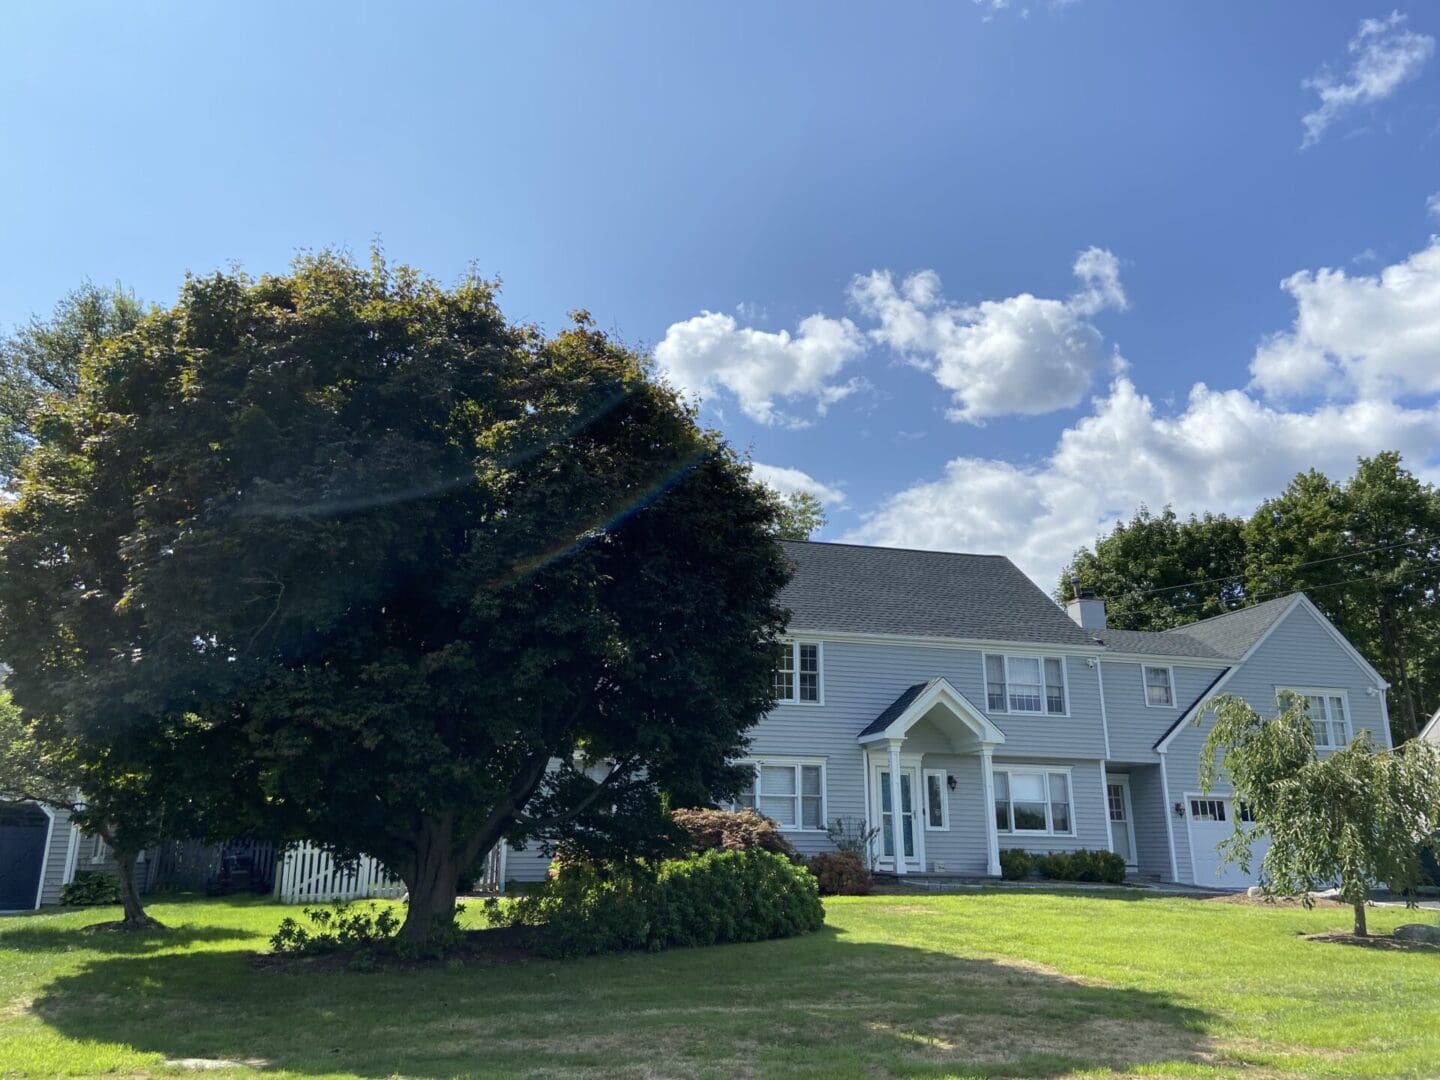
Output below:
[847,236,1440,588]
[1249,237,1440,400]
[749,462,847,508]
[1300,12,1434,148]
[654,310,866,428]
[846,377,1440,588]
[849,247,1127,424]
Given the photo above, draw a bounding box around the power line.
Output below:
[1094,532,1440,604]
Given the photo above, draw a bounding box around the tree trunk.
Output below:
[1352,901,1368,937]
[115,849,164,931]
[396,817,462,953]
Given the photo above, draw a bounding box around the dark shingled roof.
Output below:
[1089,628,1228,660]
[857,679,940,738]
[777,540,1095,647]
[1160,595,1298,660]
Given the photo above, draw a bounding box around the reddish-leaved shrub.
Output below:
[807,850,873,895]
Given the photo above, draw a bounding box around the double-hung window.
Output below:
[1286,689,1350,749]
[773,641,821,703]
[993,768,1073,835]
[1143,665,1175,707]
[735,759,825,830]
[984,654,1067,714]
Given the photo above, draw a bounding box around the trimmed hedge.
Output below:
[998,848,1126,885]
[490,849,824,958]
[999,848,1033,881]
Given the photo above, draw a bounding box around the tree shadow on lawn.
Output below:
[0,919,254,955]
[27,926,1220,1079]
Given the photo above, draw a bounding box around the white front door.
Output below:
[1186,795,1270,889]
[1106,776,1137,870]
[872,763,923,870]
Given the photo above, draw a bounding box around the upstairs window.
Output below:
[773,641,821,704]
[984,654,1067,714]
[1287,690,1350,748]
[1143,665,1175,707]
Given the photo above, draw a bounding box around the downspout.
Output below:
[1094,658,1112,761]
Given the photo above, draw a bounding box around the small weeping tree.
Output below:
[1199,693,1440,936]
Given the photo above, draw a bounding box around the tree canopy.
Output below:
[0,253,792,948]
[0,282,141,483]
[1058,506,1247,630]
[1060,454,1440,739]
[772,489,827,541]
[1199,693,1440,936]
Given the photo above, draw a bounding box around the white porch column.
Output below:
[886,739,906,875]
[980,743,1001,877]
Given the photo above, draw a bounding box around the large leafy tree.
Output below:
[1200,693,1440,936]
[1058,506,1248,630]
[0,282,141,483]
[1246,455,1440,739]
[0,254,791,949]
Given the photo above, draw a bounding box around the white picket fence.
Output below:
[272,842,507,904]
[273,844,407,905]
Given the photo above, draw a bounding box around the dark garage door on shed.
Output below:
[0,803,50,910]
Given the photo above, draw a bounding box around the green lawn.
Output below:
[1,892,1437,1079]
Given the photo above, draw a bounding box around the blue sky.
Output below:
[3,2,1439,585]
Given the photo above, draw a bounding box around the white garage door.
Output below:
[1186,796,1269,889]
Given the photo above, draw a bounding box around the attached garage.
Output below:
[0,802,53,911]
[1185,794,1269,889]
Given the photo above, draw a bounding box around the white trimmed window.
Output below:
[994,768,1073,835]
[735,759,825,830]
[773,641,822,704]
[1285,689,1350,749]
[923,769,949,831]
[984,654,1067,715]
[1143,665,1175,707]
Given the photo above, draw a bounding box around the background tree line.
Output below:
[1058,453,1440,740]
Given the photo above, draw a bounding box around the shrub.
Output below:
[269,901,401,956]
[60,870,121,906]
[671,808,796,856]
[491,849,824,958]
[999,849,1033,881]
[825,817,881,869]
[808,851,873,895]
[1033,849,1126,885]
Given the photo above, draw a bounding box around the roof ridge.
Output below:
[778,538,1011,560]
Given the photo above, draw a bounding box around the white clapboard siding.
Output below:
[273,843,406,904]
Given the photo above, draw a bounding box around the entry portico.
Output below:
[857,677,1006,877]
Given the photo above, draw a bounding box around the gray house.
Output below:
[722,539,1392,889]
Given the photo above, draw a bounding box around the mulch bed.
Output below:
[1206,893,1345,908]
[250,925,537,973]
[1301,930,1440,952]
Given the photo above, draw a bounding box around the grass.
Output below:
[0,891,1437,1079]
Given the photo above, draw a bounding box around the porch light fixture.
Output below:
[947,774,957,791]
[1173,802,1186,817]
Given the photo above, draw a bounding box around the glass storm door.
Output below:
[878,768,917,862]
[1107,778,1135,868]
